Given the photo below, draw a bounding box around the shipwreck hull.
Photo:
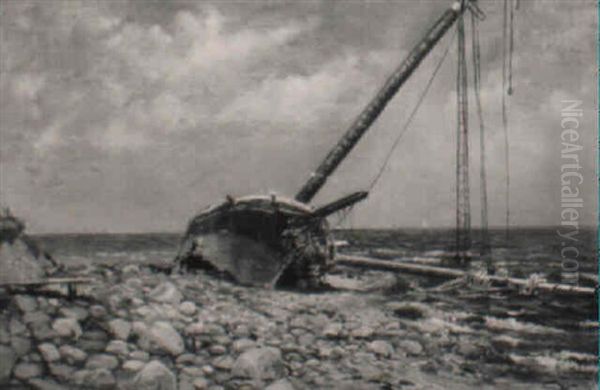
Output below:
[175,195,334,288]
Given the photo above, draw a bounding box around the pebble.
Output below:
[265,379,296,390]
[85,354,119,370]
[398,340,423,355]
[180,301,197,315]
[322,323,343,338]
[134,360,177,390]
[209,345,227,355]
[232,338,256,353]
[149,321,185,356]
[231,347,284,381]
[193,378,209,389]
[11,336,32,357]
[367,340,394,357]
[52,318,82,339]
[122,360,145,372]
[148,282,183,304]
[38,343,60,362]
[13,362,43,380]
[59,345,87,363]
[89,305,107,319]
[108,318,131,340]
[14,295,38,312]
[106,340,129,356]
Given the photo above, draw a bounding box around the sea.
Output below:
[34,227,597,382]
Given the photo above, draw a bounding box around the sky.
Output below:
[0,0,596,233]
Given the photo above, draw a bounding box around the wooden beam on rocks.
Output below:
[335,254,596,298]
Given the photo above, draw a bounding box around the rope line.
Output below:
[502,0,511,241]
[333,30,457,229]
[367,29,457,192]
[471,11,491,269]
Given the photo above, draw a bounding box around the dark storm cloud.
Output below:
[0,0,596,233]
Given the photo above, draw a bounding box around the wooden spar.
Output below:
[335,254,596,297]
[295,1,468,203]
[0,277,95,287]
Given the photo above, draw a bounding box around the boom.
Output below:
[295,1,469,203]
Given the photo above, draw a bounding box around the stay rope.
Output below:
[332,30,457,229]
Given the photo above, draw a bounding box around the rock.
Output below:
[52,318,82,339]
[185,322,205,336]
[85,354,119,370]
[108,319,131,340]
[388,302,429,319]
[232,339,256,353]
[106,340,129,356]
[367,340,394,357]
[350,326,374,339]
[322,323,343,338]
[14,295,38,312]
[181,366,203,376]
[209,345,227,355]
[123,360,145,372]
[201,365,215,375]
[11,336,31,357]
[38,343,60,362]
[48,364,75,381]
[193,378,209,389]
[231,347,285,381]
[398,340,423,355]
[22,312,50,327]
[213,356,234,370]
[149,321,185,356]
[59,345,87,363]
[265,379,296,390]
[129,350,150,361]
[27,378,69,390]
[148,282,183,304]
[59,307,89,321]
[0,346,17,381]
[133,360,177,390]
[13,362,43,380]
[86,368,116,388]
[122,264,140,276]
[10,317,29,335]
[179,301,197,316]
[90,305,108,318]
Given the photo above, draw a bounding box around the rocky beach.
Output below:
[0,257,596,390]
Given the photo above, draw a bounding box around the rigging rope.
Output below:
[502,0,511,240]
[332,30,457,229]
[366,30,457,192]
[471,11,491,270]
[455,9,471,262]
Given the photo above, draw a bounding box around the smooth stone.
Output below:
[122,360,145,372]
[367,340,394,357]
[59,345,87,363]
[232,338,256,353]
[129,350,150,361]
[351,326,374,339]
[0,346,17,381]
[86,368,116,388]
[265,379,296,390]
[133,360,177,390]
[38,343,60,362]
[14,295,38,312]
[108,319,131,340]
[85,354,119,370]
[52,318,82,339]
[11,336,31,357]
[149,321,185,356]
[398,340,423,355]
[213,356,234,370]
[13,362,43,380]
[179,301,197,316]
[231,347,284,381]
[148,282,183,304]
[106,340,129,356]
[209,345,226,355]
[48,364,75,380]
[193,378,209,389]
[58,307,89,321]
[322,323,343,338]
[89,305,107,318]
[27,378,69,390]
